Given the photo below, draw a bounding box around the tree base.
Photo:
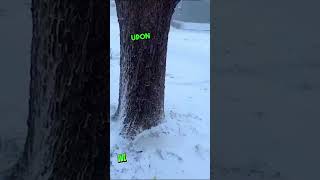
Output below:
[120,115,164,140]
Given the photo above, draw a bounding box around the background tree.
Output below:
[8,0,108,179]
[114,0,180,139]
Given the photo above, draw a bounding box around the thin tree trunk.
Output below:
[9,0,108,179]
[114,0,180,139]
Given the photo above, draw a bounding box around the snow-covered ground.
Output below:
[171,20,210,31]
[110,14,211,179]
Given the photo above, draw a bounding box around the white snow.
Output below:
[110,12,210,179]
[171,20,210,31]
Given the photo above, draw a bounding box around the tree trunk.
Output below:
[114,0,180,139]
[9,0,108,179]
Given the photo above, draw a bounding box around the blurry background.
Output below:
[215,0,320,180]
[173,0,210,23]
[0,0,31,172]
[110,0,210,31]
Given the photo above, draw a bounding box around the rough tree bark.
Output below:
[9,0,108,180]
[114,0,180,139]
